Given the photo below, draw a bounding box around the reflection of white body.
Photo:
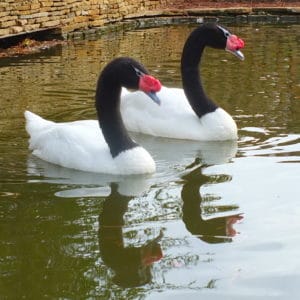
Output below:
[27,137,237,197]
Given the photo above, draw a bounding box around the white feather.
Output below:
[121,86,238,141]
[24,111,155,175]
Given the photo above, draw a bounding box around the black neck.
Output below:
[181,166,231,243]
[181,27,218,117]
[96,75,137,158]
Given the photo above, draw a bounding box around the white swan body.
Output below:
[25,111,155,175]
[121,87,237,141]
[25,57,162,175]
[121,24,244,141]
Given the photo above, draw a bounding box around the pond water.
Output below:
[0,23,299,299]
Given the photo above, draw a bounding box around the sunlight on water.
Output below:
[0,23,299,299]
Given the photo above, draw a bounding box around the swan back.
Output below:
[121,87,237,141]
[25,111,156,174]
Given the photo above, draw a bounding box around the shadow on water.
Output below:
[0,44,63,67]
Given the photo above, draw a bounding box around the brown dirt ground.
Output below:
[163,0,300,9]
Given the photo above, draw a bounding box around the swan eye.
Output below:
[132,66,145,78]
[217,25,231,38]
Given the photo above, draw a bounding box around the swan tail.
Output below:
[24,111,51,133]
[24,111,54,150]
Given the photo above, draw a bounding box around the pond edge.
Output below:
[65,7,300,39]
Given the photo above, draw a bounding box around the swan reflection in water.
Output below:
[26,137,242,285]
[27,157,163,287]
[181,161,243,243]
[98,183,163,287]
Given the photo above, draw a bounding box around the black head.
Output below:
[188,23,245,60]
[197,23,229,49]
[105,57,147,89]
[99,57,161,104]
[217,24,245,60]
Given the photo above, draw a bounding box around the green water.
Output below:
[0,23,299,299]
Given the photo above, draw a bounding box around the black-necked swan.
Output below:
[121,23,245,141]
[25,57,162,175]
